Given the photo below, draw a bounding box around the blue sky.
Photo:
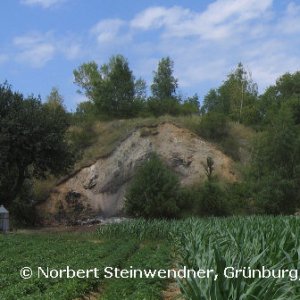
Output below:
[1,0,300,111]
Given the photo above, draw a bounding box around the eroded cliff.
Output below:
[37,123,236,224]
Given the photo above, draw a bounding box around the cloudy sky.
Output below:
[1,0,300,110]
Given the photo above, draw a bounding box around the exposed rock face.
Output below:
[37,123,236,224]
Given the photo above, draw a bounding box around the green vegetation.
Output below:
[0,231,170,300]
[0,83,75,224]
[73,55,143,118]
[73,55,199,120]
[1,54,300,222]
[1,217,300,299]
[201,63,258,123]
[148,56,182,116]
[98,216,300,300]
[176,216,300,299]
[198,66,300,215]
[125,153,181,218]
[100,241,170,300]
[125,154,241,219]
[249,106,300,214]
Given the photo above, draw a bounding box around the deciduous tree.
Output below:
[0,83,75,206]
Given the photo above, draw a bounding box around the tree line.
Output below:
[1,54,300,223]
[73,55,199,119]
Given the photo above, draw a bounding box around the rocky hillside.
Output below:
[37,123,237,225]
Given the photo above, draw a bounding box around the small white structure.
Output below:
[0,205,9,233]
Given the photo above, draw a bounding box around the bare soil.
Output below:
[37,122,237,225]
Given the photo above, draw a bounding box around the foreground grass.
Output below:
[0,231,170,300]
[3,217,299,299]
[100,241,171,300]
[98,216,300,299]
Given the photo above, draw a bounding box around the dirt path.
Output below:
[162,281,183,300]
[15,224,101,234]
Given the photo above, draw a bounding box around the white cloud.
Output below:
[62,43,82,60]
[248,53,300,89]
[125,0,300,93]
[58,35,83,60]
[14,32,49,47]
[200,0,272,24]
[18,44,55,67]
[278,2,300,34]
[130,0,273,41]
[91,19,127,44]
[131,6,191,31]
[13,0,300,96]
[13,32,82,67]
[20,0,65,8]
[85,1,300,95]
[14,33,56,67]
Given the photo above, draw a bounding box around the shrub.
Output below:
[220,135,240,161]
[68,121,97,151]
[10,179,38,226]
[197,112,229,140]
[253,174,298,215]
[125,153,180,219]
[147,97,181,116]
[225,182,253,215]
[197,180,229,216]
[177,187,198,217]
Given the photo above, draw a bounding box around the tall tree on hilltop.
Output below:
[73,61,102,101]
[201,63,258,123]
[45,87,67,116]
[149,57,180,116]
[73,55,144,118]
[98,55,135,117]
[151,57,178,100]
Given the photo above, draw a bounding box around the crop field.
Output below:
[0,232,170,299]
[99,216,300,299]
[1,216,300,299]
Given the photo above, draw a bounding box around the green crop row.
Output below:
[2,216,300,299]
[98,216,300,299]
[0,233,138,300]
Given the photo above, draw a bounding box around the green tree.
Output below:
[0,83,75,207]
[45,87,65,110]
[198,180,228,216]
[75,101,96,120]
[201,89,222,114]
[181,94,200,115]
[197,112,229,141]
[258,71,300,125]
[149,57,180,115]
[202,63,258,123]
[151,57,178,100]
[73,61,102,100]
[125,153,180,219]
[275,71,300,100]
[250,107,300,214]
[97,55,135,117]
[134,78,147,102]
[73,55,143,118]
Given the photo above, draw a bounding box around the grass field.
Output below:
[1,216,300,299]
[0,231,170,300]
